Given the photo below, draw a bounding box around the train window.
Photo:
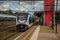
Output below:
[29,17,34,23]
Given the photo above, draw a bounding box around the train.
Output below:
[16,12,39,31]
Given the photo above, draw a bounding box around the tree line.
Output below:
[0,10,17,15]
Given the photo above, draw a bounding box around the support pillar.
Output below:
[44,0,54,26]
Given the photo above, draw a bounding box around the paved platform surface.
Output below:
[38,33,58,40]
[30,25,58,40]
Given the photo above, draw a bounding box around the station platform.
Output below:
[14,25,58,40]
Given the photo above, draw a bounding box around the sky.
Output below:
[0,1,44,12]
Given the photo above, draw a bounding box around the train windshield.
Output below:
[18,13,28,21]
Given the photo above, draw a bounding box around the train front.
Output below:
[16,13,29,31]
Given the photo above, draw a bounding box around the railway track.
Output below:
[0,25,16,32]
[6,32,23,40]
[0,22,16,32]
[0,25,21,40]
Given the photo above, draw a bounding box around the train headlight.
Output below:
[20,25,23,29]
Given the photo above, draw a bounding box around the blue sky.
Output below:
[8,2,20,11]
[0,1,44,12]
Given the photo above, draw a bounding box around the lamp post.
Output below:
[55,0,58,33]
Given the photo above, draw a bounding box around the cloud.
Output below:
[3,4,9,8]
[15,8,20,10]
[0,2,10,11]
[2,2,10,8]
